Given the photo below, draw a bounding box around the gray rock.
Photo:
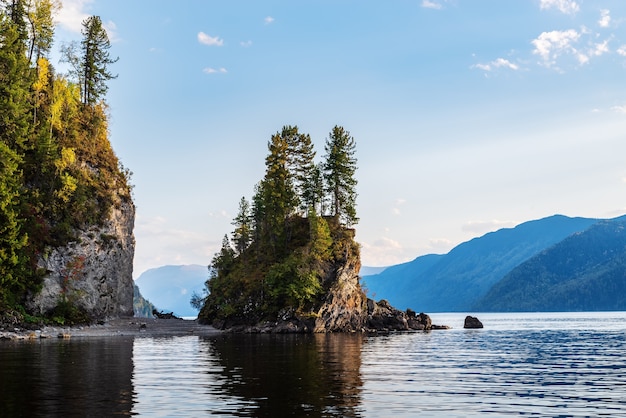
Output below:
[26,198,135,320]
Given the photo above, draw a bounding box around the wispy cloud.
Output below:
[392,198,406,216]
[421,0,442,10]
[472,57,520,72]
[532,29,580,67]
[56,1,119,41]
[539,0,579,15]
[198,32,224,46]
[599,9,611,28]
[56,0,92,33]
[240,40,253,48]
[264,16,275,25]
[203,67,227,74]
[102,19,119,43]
[611,105,626,114]
[462,220,517,235]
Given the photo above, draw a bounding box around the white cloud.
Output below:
[133,215,217,278]
[472,57,519,72]
[427,238,454,253]
[203,67,228,74]
[264,16,275,25]
[240,40,253,47]
[198,32,224,46]
[532,29,580,67]
[102,19,119,43]
[56,0,92,33]
[392,198,406,215]
[56,1,119,41]
[592,39,610,57]
[611,105,626,114]
[617,45,626,56]
[539,0,579,15]
[461,220,517,235]
[599,9,611,28]
[421,0,442,10]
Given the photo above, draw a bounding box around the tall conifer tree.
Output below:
[323,126,358,226]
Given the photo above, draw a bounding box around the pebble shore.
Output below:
[0,317,221,341]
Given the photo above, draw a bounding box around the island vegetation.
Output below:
[0,1,130,324]
[197,125,361,328]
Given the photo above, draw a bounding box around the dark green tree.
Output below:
[0,7,31,153]
[231,196,252,256]
[0,141,28,300]
[80,16,117,105]
[323,125,358,226]
[282,125,316,214]
[63,15,117,105]
[257,131,298,256]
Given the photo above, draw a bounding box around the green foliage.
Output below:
[49,298,90,325]
[0,6,130,322]
[199,125,359,325]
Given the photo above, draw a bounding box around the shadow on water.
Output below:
[0,337,134,417]
[202,333,365,417]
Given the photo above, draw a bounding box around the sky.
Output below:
[52,0,626,278]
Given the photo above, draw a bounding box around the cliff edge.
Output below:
[26,192,135,321]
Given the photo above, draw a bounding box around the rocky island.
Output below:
[197,125,445,333]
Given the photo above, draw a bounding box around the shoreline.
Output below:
[0,317,222,341]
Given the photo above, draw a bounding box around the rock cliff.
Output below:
[214,239,440,334]
[26,198,135,320]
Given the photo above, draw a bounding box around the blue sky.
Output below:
[54,0,626,277]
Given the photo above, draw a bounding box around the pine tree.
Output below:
[259,131,298,256]
[282,125,316,214]
[63,15,117,106]
[80,16,117,105]
[231,196,252,256]
[26,0,60,63]
[0,141,28,298]
[323,125,358,226]
[0,7,32,153]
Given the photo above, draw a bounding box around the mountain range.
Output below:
[361,214,626,312]
[134,264,208,317]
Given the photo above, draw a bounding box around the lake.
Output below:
[1,312,626,416]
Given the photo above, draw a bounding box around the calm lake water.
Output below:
[1,312,626,417]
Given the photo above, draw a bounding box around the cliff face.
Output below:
[314,254,367,332]
[27,198,135,320]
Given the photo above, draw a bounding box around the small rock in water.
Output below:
[464,316,483,329]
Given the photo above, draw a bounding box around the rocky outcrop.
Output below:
[464,315,483,329]
[314,255,368,332]
[26,198,135,320]
[218,252,446,333]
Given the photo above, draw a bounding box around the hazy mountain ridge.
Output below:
[475,216,626,311]
[134,265,208,317]
[362,215,601,312]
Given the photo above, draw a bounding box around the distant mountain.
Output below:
[361,215,599,312]
[359,266,388,276]
[133,284,157,318]
[134,265,208,317]
[475,216,626,311]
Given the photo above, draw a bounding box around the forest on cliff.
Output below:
[197,125,360,326]
[0,1,130,319]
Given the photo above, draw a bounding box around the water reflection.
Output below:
[201,333,365,416]
[0,337,134,417]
